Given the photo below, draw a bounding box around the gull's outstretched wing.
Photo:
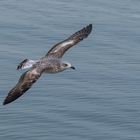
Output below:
[3,68,42,105]
[46,24,92,58]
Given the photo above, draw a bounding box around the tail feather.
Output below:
[17,59,37,70]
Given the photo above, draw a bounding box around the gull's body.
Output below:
[3,24,92,105]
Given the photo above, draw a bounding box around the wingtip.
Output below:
[3,100,8,105]
[2,97,11,105]
[88,24,92,27]
[82,24,92,38]
[3,93,16,105]
[87,24,92,32]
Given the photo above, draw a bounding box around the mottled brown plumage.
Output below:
[3,68,41,105]
[3,24,92,105]
[46,24,92,58]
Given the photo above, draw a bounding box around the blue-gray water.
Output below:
[0,0,140,139]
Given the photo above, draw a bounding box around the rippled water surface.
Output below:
[0,0,140,140]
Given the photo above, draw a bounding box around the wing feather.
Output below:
[46,24,92,58]
[3,68,41,105]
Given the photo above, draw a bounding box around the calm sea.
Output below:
[0,0,140,139]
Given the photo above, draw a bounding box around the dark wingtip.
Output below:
[3,91,23,105]
[3,93,17,105]
[87,24,92,34]
[3,99,8,105]
[3,102,6,105]
[88,24,92,28]
[3,96,12,105]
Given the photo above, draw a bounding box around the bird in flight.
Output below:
[3,24,92,105]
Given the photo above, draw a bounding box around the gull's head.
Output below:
[62,61,75,70]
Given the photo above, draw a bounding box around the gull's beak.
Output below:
[71,66,76,70]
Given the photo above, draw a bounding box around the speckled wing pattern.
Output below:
[3,68,41,105]
[3,24,92,105]
[46,24,92,58]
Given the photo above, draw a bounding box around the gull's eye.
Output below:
[63,63,68,67]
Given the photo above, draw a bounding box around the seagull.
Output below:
[3,24,92,105]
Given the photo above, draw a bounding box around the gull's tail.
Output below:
[17,59,38,70]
